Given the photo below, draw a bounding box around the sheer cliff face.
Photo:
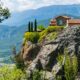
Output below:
[18,26,80,73]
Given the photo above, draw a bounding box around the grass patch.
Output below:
[47,26,64,33]
[0,65,27,80]
[38,26,63,42]
[46,32,58,41]
[38,29,48,42]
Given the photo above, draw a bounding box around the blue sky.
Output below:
[2,0,80,12]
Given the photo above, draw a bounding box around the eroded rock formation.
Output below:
[18,26,80,79]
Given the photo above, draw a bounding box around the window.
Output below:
[59,20,63,25]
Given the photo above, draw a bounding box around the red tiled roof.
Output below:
[68,19,80,24]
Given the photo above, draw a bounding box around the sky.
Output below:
[1,0,80,12]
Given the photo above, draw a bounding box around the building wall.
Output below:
[56,17,67,26]
[69,23,80,26]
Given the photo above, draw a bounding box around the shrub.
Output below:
[47,26,64,33]
[24,26,64,43]
[38,25,45,31]
[32,70,42,80]
[24,32,40,43]
[38,26,59,42]
[46,32,58,41]
[11,46,25,70]
[38,29,48,42]
[0,66,27,80]
[64,54,78,80]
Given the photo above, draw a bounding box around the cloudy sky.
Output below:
[1,0,80,12]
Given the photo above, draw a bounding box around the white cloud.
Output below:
[1,0,80,12]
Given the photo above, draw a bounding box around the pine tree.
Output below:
[31,22,33,32]
[34,19,37,32]
[28,21,31,32]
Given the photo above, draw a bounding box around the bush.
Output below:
[32,70,42,80]
[38,29,58,42]
[46,32,58,41]
[38,25,45,31]
[0,66,27,80]
[38,29,48,42]
[24,32,40,43]
[38,26,60,42]
[47,26,64,33]
[64,54,78,80]
[24,26,64,43]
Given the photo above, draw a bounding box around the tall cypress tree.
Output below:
[34,19,37,32]
[28,21,31,32]
[31,22,33,32]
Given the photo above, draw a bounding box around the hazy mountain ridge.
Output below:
[1,4,80,26]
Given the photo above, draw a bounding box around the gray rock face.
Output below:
[22,26,80,79]
[28,26,80,70]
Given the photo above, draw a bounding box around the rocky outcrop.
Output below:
[27,26,80,70]
[20,43,41,66]
[19,26,80,79]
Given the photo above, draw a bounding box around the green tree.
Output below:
[28,21,31,32]
[34,19,37,32]
[0,6,10,22]
[31,22,33,32]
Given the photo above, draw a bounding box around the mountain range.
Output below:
[1,4,80,26]
[0,4,80,63]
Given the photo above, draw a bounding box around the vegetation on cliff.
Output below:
[24,26,64,44]
[19,25,79,80]
[24,32,40,43]
[0,53,78,80]
[28,19,38,32]
[0,65,27,80]
[64,54,78,80]
[56,52,78,80]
